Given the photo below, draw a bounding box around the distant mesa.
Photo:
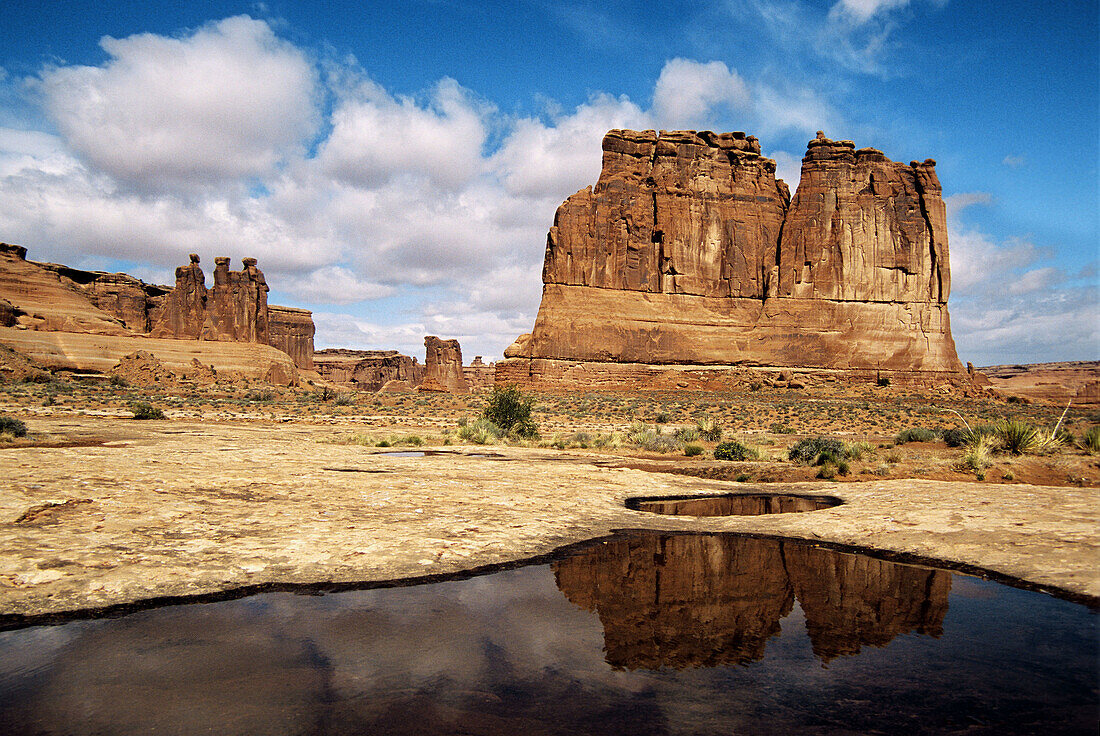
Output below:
[498,129,970,390]
[314,337,489,394]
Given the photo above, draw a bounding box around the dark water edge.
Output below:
[1,531,1097,735]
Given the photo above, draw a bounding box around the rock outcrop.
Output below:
[979,361,1100,408]
[463,356,495,392]
[419,336,468,393]
[268,307,315,370]
[0,245,316,371]
[499,130,965,389]
[312,349,423,391]
[553,533,951,669]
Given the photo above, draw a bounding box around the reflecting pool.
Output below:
[1,533,1095,735]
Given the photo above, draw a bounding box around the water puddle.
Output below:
[0,532,1094,734]
[627,492,842,516]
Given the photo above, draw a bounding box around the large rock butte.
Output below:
[499,130,966,388]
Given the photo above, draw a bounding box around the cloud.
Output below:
[318,75,492,191]
[827,0,911,24]
[651,59,749,129]
[1002,154,1026,168]
[34,16,319,190]
[279,266,394,304]
[946,202,1099,364]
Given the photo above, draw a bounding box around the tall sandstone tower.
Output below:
[497,129,964,388]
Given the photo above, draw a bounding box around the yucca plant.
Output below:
[696,417,722,442]
[996,419,1038,455]
[958,435,997,473]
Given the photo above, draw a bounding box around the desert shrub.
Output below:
[482,384,537,438]
[129,401,165,420]
[109,375,128,388]
[0,416,28,437]
[21,373,52,384]
[567,431,592,448]
[877,375,891,387]
[627,423,682,453]
[683,443,705,457]
[696,417,722,442]
[734,472,751,482]
[788,437,846,464]
[376,439,392,447]
[942,427,973,448]
[846,441,875,461]
[714,440,757,461]
[1079,426,1100,454]
[673,426,700,442]
[996,419,1039,455]
[769,422,793,434]
[895,427,940,444]
[395,435,424,447]
[592,432,624,449]
[333,393,354,406]
[654,411,671,424]
[457,418,502,445]
[958,435,997,473]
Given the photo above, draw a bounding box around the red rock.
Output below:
[420,336,469,394]
[268,306,315,370]
[312,349,423,391]
[500,130,966,389]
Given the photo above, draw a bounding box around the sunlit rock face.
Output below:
[313,348,423,390]
[499,130,964,388]
[420,336,469,394]
[553,534,951,669]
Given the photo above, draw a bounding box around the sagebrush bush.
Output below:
[673,426,700,442]
[482,384,537,438]
[895,427,940,444]
[788,437,846,464]
[457,418,502,445]
[0,415,28,437]
[683,443,705,457]
[129,402,165,420]
[714,440,757,461]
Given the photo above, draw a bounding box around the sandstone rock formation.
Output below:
[463,356,495,392]
[108,351,178,387]
[0,245,315,372]
[553,533,951,669]
[419,336,468,393]
[313,349,423,391]
[499,130,966,389]
[268,307,315,370]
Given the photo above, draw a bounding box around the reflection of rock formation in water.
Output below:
[553,534,951,669]
[784,545,950,662]
[555,535,794,669]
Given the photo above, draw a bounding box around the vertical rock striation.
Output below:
[420,336,469,393]
[499,129,965,388]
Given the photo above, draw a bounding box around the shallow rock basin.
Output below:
[627,492,843,516]
[0,532,1094,735]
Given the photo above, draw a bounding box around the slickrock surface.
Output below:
[0,418,1095,622]
[420,336,469,393]
[500,130,965,388]
[0,328,299,384]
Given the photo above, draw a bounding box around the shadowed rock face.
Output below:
[501,129,964,386]
[553,534,951,669]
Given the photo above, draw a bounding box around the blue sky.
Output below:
[0,0,1096,365]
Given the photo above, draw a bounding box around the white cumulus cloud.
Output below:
[34,15,319,190]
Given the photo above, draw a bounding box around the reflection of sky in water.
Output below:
[0,534,1096,735]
